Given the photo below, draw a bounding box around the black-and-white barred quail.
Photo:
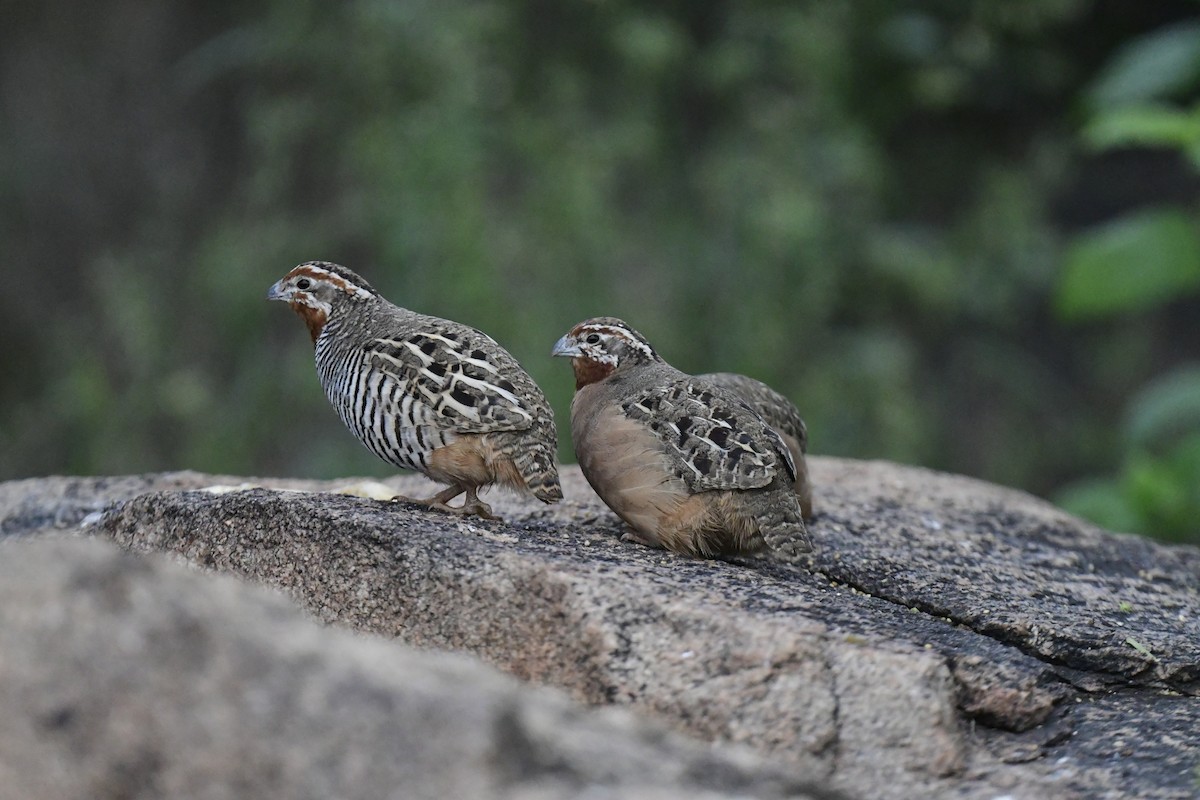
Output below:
[268,261,562,519]
[698,372,813,519]
[552,317,812,562]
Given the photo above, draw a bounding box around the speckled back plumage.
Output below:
[270,262,561,506]
[619,372,795,492]
[700,373,807,453]
[699,372,814,519]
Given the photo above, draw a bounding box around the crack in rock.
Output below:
[2,460,1198,799]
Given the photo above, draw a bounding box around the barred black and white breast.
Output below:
[269,261,561,519]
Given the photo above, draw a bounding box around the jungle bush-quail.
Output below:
[552,317,812,561]
[698,372,814,519]
[268,261,562,519]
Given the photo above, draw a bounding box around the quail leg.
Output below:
[391,484,498,521]
[389,484,461,511]
[445,486,498,521]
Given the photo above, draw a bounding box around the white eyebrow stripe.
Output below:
[589,326,655,358]
[295,266,375,299]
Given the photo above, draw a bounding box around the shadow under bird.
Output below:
[268,261,562,519]
[552,316,812,562]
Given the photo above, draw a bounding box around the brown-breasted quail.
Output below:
[698,372,814,519]
[552,317,812,562]
[268,261,562,519]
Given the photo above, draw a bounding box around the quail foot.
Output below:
[269,261,562,520]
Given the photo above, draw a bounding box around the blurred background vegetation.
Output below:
[3,0,1199,542]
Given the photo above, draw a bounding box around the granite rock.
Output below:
[2,458,1198,799]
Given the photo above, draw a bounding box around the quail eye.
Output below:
[295,278,312,290]
[585,333,601,345]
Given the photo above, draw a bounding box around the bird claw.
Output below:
[390,496,500,521]
[429,499,499,521]
[619,531,661,549]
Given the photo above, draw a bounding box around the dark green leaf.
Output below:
[1083,104,1200,154]
[1126,366,1200,448]
[1087,22,1200,109]
[1056,209,1200,320]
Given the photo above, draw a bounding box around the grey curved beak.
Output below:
[551,335,581,358]
[266,281,286,301]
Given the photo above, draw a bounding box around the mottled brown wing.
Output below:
[365,324,536,434]
[700,372,808,453]
[620,379,792,492]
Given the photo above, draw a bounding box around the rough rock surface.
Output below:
[2,458,1198,799]
[0,535,829,800]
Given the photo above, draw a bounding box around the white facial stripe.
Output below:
[295,295,333,316]
[293,265,374,299]
[577,325,654,362]
[584,348,619,365]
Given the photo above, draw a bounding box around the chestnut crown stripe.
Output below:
[289,261,378,299]
[569,318,658,362]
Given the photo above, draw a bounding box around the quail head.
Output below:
[552,317,812,562]
[268,261,562,519]
[698,372,813,519]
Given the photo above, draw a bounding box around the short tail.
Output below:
[763,521,812,563]
[515,446,563,504]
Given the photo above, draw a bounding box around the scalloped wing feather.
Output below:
[365,327,535,434]
[620,380,788,492]
[700,372,808,454]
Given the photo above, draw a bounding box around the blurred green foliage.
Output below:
[1053,19,1200,542]
[1,0,1198,542]
[1057,209,1200,319]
